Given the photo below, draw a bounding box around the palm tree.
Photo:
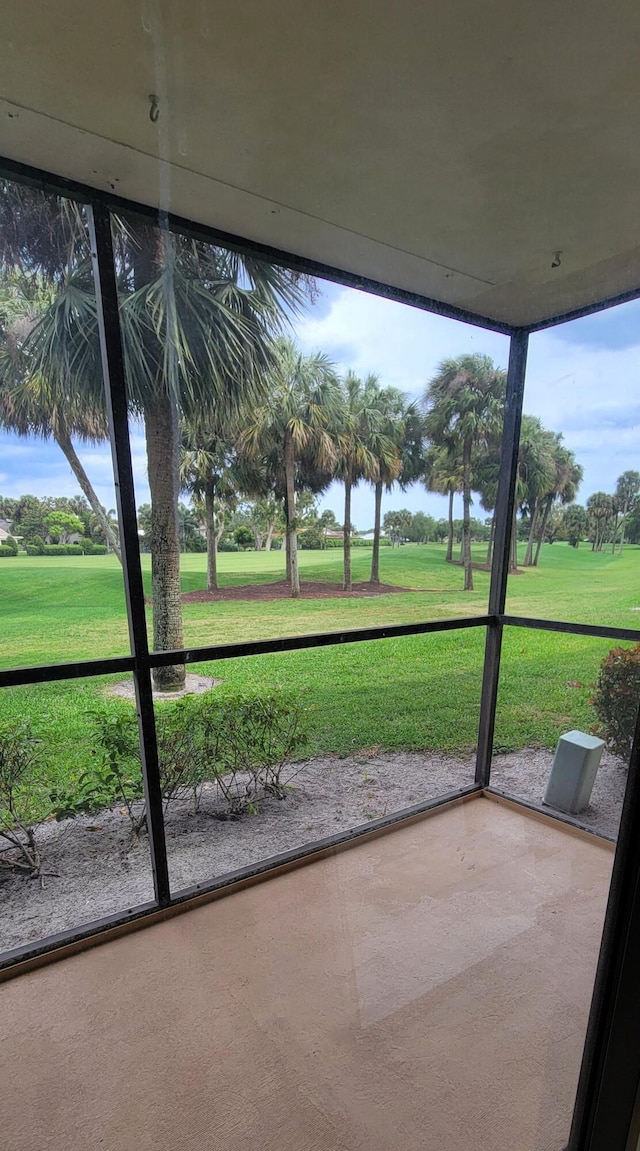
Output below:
[369,387,423,585]
[562,503,588,547]
[531,438,582,566]
[612,471,640,553]
[0,184,307,688]
[423,443,463,564]
[518,417,556,567]
[587,491,615,552]
[471,431,504,568]
[335,372,397,592]
[0,271,122,560]
[241,339,341,597]
[424,355,505,591]
[180,432,230,592]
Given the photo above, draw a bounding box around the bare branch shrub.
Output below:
[0,721,48,876]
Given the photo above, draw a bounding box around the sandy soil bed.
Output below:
[0,746,627,954]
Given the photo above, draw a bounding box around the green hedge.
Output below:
[80,542,108,555]
[24,542,108,556]
[0,545,16,557]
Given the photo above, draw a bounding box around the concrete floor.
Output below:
[0,795,613,1151]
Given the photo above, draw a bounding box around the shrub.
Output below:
[56,688,309,830]
[0,545,16,557]
[43,543,84,556]
[3,535,18,554]
[191,687,308,814]
[50,704,143,825]
[218,538,239,552]
[80,541,108,555]
[23,543,87,556]
[23,536,46,555]
[591,644,640,761]
[0,720,49,876]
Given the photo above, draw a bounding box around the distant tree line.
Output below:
[0,493,117,550]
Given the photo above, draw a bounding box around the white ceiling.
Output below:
[1,1,640,327]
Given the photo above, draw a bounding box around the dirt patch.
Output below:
[0,746,626,953]
[107,674,222,702]
[180,580,428,603]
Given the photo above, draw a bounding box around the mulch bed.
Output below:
[180,580,427,603]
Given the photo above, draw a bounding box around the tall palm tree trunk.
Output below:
[204,476,217,592]
[145,392,185,689]
[55,420,122,563]
[523,503,539,566]
[446,489,454,563]
[511,507,519,570]
[284,432,300,597]
[343,471,352,592]
[462,439,473,591]
[486,515,495,567]
[370,480,383,584]
[533,497,552,566]
[619,509,628,554]
[132,227,185,689]
[283,493,292,583]
[611,507,625,553]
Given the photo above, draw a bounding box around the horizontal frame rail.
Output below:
[0,614,491,689]
[3,612,637,691]
[502,615,640,643]
[146,614,491,667]
[2,155,639,337]
[525,283,640,334]
[0,655,136,688]
[0,155,514,336]
[485,786,617,844]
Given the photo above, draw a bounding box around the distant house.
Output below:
[0,519,13,543]
[324,529,373,541]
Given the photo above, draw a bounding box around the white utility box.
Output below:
[543,730,605,815]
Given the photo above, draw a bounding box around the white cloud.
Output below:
[297,286,509,399]
[0,424,151,511]
[292,287,640,523]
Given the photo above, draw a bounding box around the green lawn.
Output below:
[0,542,638,801]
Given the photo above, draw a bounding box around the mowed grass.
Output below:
[0,541,638,797]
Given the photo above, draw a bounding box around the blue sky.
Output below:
[1,281,639,531]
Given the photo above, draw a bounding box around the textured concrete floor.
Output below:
[0,795,613,1151]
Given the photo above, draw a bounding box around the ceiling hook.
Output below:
[149,94,160,124]
[551,250,562,269]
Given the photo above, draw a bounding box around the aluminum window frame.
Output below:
[0,156,639,1151]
